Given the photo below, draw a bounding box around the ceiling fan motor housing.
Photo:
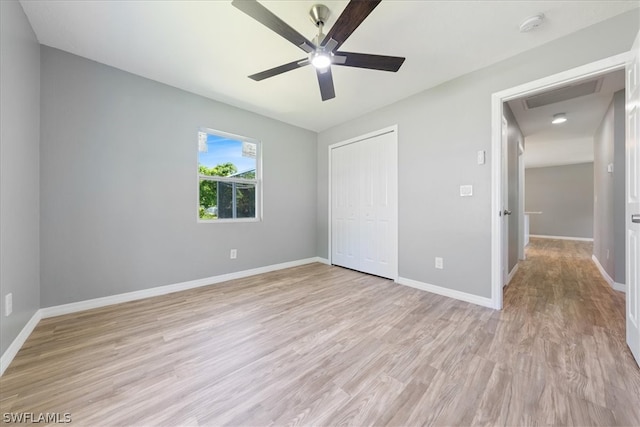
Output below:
[310,4,330,27]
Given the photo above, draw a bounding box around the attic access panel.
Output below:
[522,78,603,109]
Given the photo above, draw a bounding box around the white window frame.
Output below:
[197,127,262,223]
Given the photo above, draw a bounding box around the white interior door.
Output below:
[502,116,510,286]
[518,144,526,260]
[331,130,397,279]
[626,31,640,366]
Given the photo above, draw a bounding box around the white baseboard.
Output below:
[530,234,593,242]
[507,263,519,285]
[613,282,626,292]
[396,277,494,309]
[591,254,625,293]
[1,256,326,376]
[1,310,42,377]
[316,257,330,265]
[41,257,324,319]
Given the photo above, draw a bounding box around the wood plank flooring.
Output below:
[1,238,639,426]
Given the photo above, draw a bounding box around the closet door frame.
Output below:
[328,125,398,280]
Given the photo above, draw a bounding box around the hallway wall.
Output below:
[594,89,626,284]
[525,163,594,239]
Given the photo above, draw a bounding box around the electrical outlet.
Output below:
[435,257,444,269]
[5,293,12,317]
[230,249,237,259]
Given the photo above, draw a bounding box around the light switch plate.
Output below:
[460,185,473,197]
[477,150,485,165]
[607,163,613,173]
[5,293,12,317]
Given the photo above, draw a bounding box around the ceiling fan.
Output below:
[231,0,406,101]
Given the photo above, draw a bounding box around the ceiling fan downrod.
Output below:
[309,4,330,45]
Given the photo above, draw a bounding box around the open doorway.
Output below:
[491,43,640,367]
[491,52,629,309]
[506,69,625,290]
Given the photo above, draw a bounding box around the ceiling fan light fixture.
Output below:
[311,52,331,69]
[552,113,567,124]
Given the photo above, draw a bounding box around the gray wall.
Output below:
[594,90,626,283]
[0,0,41,355]
[594,98,615,275]
[504,104,524,274]
[525,163,594,239]
[40,47,317,307]
[316,10,638,299]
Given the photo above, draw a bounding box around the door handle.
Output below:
[633,214,640,224]
[503,209,512,216]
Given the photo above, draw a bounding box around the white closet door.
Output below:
[331,141,360,270]
[331,130,397,279]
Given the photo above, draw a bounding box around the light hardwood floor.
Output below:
[1,238,639,426]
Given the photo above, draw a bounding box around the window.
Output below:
[198,128,261,222]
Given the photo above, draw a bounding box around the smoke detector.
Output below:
[519,14,545,33]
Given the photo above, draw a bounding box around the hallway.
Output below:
[502,237,639,425]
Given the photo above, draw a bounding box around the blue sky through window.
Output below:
[198,134,256,174]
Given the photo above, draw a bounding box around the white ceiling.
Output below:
[509,69,625,168]
[19,1,639,132]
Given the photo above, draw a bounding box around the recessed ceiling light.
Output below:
[552,113,567,124]
[519,14,545,33]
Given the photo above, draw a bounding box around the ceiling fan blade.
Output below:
[332,55,347,65]
[316,67,336,101]
[322,0,381,50]
[334,52,405,72]
[232,0,315,53]
[249,59,309,81]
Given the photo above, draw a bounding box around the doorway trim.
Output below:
[327,125,399,280]
[490,52,631,310]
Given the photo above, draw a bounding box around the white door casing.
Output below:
[329,127,398,280]
[626,31,640,366]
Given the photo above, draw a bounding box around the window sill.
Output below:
[197,217,261,224]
